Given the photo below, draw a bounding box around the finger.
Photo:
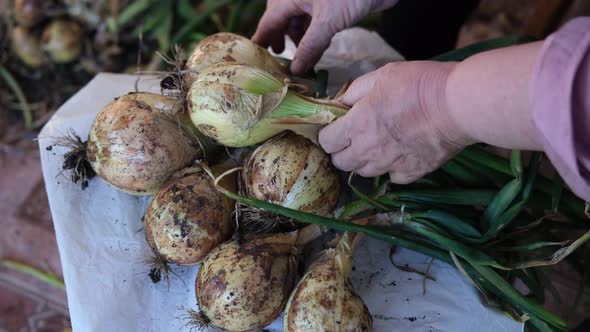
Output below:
[331,146,367,172]
[319,114,353,153]
[252,1,303,48]
[356,163,387,178]
[337,69,381,106]
[389,171,417,185]
[290,18,333,75]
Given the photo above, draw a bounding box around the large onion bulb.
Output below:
[284,233,372,331]
[242,133,340,216]
[194,227,321,331]
[186,32,286,83]
[188,62,347,147]
[61,93,205,194]
[143,166,234,265]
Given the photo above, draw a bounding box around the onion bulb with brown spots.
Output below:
[193,226,322,332]
[60,92,207,195]
[143,165,234,267]
[284,233,372,331]
[185,32,287,84]
[242,133,340,216]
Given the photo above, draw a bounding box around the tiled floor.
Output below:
[0,147,70,332]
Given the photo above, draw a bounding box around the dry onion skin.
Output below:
[185,32,287,84]
[284,233,372,331]
[143,166,234,266]
[194,231,308,331]
[242,133,340,216]
[60,92,205,194]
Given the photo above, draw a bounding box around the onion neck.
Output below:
[271,91,348,120]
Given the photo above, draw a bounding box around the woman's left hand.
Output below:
[319,61,473,183]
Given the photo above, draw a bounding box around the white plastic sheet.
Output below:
[39,28,522,332]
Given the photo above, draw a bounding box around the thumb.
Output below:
[337,70,381,106]
[290,19,333,75]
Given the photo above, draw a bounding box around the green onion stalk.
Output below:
[187,62,348,147]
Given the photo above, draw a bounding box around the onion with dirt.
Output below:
[61,92,206,194]
[242,133,340,216]
[143,166,234,267]
[284,233,372,331]
[185,32,287,83]
[192,226,322,331]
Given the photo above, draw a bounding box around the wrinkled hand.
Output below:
[252,0,398,75]
[319,61,474,184]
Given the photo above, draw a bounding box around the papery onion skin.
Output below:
[87,93,202,195]
[284,248,372,332]
[242,133,340,216]
[143,167,233,265]
[186,32,286,83]
[195,233,298,331]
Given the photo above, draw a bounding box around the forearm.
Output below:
[445,42,544,150]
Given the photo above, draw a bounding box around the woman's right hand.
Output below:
[252,0,399,75]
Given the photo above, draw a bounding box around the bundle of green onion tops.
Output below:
[61,32,589,332]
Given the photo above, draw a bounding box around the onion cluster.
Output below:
[60,31,374,332]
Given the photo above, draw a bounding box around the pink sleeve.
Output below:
[531,17,590,201]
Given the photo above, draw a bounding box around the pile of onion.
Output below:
[284,232,372,331]
[192,225,322,332]
[143,165,234,271]
[242,132,340,217]
[61,92,207,194]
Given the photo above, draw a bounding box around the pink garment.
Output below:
[532,17,590,201]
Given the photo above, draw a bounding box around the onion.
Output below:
[242,132,340,216]
[284,233,372,331]
[186,32,287,83]
[188,63,347,147]
[14,0,43,27]
[193,226,322,331]
[61,92,205,194]
[143,166,234,267]
[41,18,83,63]
[10,26,46,68]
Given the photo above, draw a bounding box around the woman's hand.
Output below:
[252,0,398,75]
[319,61,474,183]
